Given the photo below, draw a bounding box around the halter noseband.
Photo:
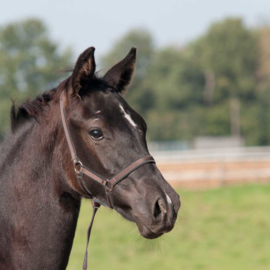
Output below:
[59,92,155,269]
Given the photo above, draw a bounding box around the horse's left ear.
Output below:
[71,47,96,95]
[103,47,136,93]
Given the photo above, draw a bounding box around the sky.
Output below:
[1,0,270,60]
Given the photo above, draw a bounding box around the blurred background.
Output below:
[1,1,270,269]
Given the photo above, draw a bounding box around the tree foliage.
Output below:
[1,17,270,146]
[101,18,270,145]
[0,19,72,138]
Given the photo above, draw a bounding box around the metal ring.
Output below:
[73,159,82,173]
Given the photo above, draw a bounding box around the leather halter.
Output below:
[59,92,155,269]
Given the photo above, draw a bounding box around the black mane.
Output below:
[10,88,58,133]
[10,75,111,133]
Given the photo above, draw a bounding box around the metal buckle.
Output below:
[73,158,82,173]
[105,183,113,192]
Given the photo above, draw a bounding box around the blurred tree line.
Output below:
[1,18,270,145]
[102,18,270,146]
[0,19,71,139]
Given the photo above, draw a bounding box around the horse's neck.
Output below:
[0,116,81,269]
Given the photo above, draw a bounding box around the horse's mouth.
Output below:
[134,217,163,239]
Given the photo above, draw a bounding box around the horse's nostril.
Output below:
[154,199,167,218]
[154,200,162,218]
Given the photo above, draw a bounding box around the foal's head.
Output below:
[61,47,180,239]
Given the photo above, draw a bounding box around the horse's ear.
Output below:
[103,47,136,93]
[71,47,96,95]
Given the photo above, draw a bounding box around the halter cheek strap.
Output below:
[59,92,155,269]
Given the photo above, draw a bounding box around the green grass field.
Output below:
[67,185,270,270]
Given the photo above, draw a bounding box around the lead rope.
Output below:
[82,201,101,270]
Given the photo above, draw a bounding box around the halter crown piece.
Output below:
[59,92,155,269]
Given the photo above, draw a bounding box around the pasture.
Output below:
[67,184,270,270]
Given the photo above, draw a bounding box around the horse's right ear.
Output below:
[71,47,96,95]
[103,47,136,93]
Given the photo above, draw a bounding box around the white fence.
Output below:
[150,146,270,188]
[151,146,270,163]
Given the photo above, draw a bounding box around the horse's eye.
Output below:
[89,129,103,140]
